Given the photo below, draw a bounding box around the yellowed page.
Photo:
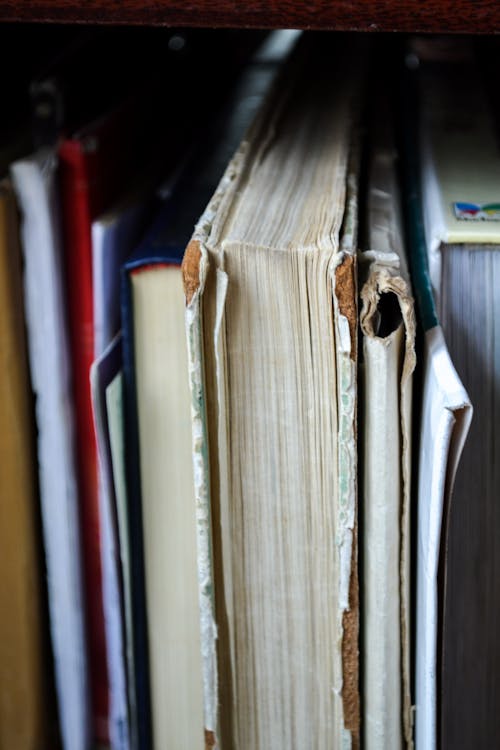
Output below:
[132,267,204,750]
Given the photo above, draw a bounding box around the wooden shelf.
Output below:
[1,0,499,33]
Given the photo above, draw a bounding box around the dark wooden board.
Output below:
[0,0,499,33]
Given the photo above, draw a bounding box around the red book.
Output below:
[59,100,143,743]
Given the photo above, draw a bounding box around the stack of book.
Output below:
[1,28,498,750]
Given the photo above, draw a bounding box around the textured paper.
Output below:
[132,266,205,750]
[184,42,362,749]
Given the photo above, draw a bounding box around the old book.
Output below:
[183,39,362,748]
[0,180,51,749]
[121,36,293,750]
[417,46,500,749]
[359,123,416,749]
[11,150,90,750]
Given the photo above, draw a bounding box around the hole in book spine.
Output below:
[374,291,402,338]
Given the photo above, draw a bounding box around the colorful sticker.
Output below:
[454,202,500,220]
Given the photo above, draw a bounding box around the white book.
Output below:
[11,150,90,750]
[415,325,471,750]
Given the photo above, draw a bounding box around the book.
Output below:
[90,335,130,750]
[11,149,90,750]
[397,49,472,750]
[124,243,204,750]
[359,119,416,749]
[0,180,51,749]
[106,363,139,750]
[88,127,163,750]
[183,39,362,748]
[92,194,155,358]
[59,100,139,743]
[417,45,500,749]
[121,37,293,749]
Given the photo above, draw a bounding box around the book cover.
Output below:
[106,365,139,750]
[92,194,155,359]
[359,114,416,749]
[58,100,139,742]
[120,217,181,750]
[0,180,52,750]
[90,335,130,750]
[120,221,189,750]
[11,149,90,750]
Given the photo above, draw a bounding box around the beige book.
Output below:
[359,137,416,749]
[0,181,51,749]
[183,40,362,749]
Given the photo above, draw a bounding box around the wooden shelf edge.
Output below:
[1,0,500,33]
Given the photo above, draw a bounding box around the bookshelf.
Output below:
[1,5,498,750]
[0,0,499,32]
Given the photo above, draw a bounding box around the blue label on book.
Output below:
[453,202,500,220]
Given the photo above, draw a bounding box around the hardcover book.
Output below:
[183,39,363,748]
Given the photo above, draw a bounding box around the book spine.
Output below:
[183,240,219,747]
[11,152,91,750]
[58,138,109,744]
